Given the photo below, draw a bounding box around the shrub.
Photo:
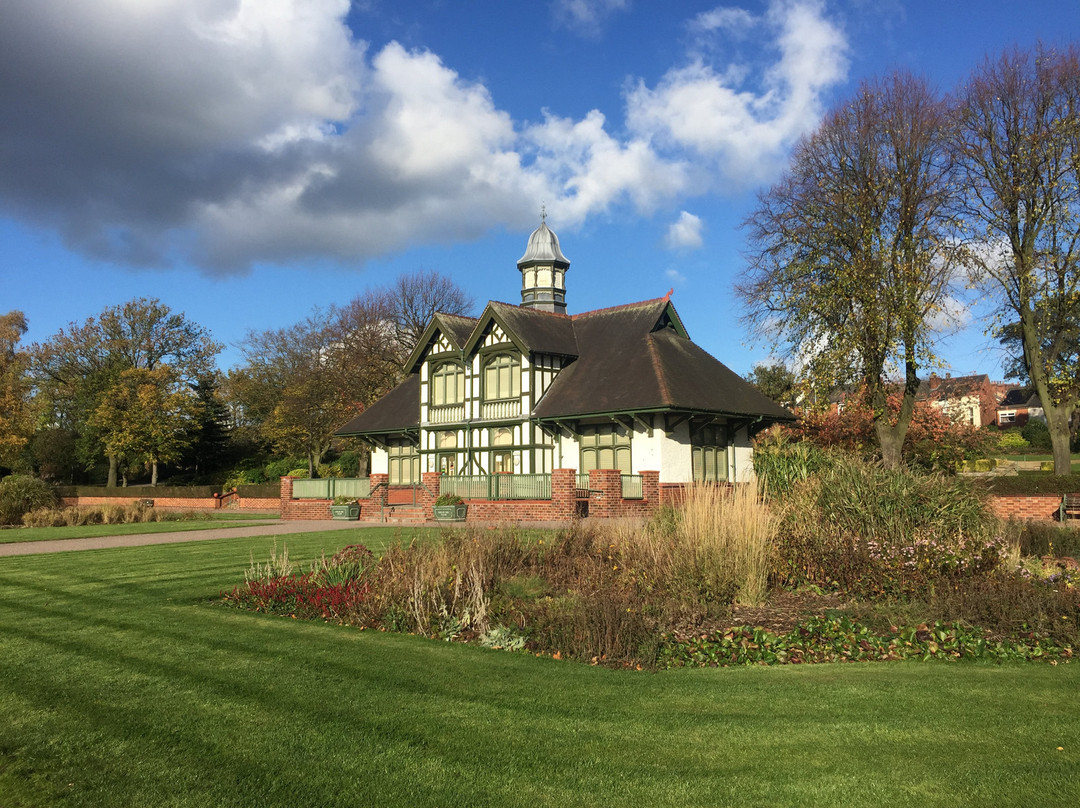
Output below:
[997,431,1030,451]
[0,475,57,525]
[434,493,465,506]
[771,455,1003,597]
[1021,419,1053,451]
[752,430,830,497]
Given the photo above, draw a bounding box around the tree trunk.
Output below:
[1045,403,1074,476]
[150,461,158,486]
[308,452,316,479]
[107,454,118,488]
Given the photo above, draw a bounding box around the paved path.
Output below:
[0,519,378,558]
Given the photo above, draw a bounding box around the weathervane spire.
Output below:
[540,202,547,225]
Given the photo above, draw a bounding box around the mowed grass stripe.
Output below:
[1,530,1078,807]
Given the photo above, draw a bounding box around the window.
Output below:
[431,361,464,406]
[491,427,514,473]
[580,424,631,473]
[436,431,457,475]
[692,425,728,483]
[998,410,1016,424]
[483,353,520,400]
[387,440,419,485]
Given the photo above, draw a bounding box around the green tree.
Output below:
[954,44,1080,475]
[740,71,960,468]
[745,362,798,409]
[31,298,220,486]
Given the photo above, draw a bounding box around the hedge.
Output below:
[53,485,220,499]
[970,475,1080,495]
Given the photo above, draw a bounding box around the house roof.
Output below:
[404,313,480,372]
[338,296,794,438]
[335,374,419,436]
[999,388,1043,409]
[463,301,578,357]
[916,373,991,402]
[532,299,792,422]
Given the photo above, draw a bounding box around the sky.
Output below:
[2,0,1079,380]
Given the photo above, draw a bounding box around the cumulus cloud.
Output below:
[665,211,704,250]
[627,0,848,186]
[0,0,847,273]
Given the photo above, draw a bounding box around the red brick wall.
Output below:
[990,495,1062,522]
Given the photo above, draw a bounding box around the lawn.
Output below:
[1,528,1078,807]
[0,513,280,544]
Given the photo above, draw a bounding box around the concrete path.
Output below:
[0,519,382,558]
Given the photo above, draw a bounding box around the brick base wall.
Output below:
[990,495,1063,522]
[59,495,280,513]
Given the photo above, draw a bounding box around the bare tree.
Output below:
[383,269,473,355]
[953,44,1080,474]
[740,71,960,467]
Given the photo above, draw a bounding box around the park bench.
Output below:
[1059,493,1080,521]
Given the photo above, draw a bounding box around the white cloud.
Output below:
[627,0,848,186]
[665,267,687,285]
[665,211,704,250]
[0,0,847,273]
[553,0,630,36]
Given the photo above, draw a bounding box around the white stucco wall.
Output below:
[370,446,388,475]
[731,425,756,484]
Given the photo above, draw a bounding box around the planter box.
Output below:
[433,504,467,521]
[330,504,360,521]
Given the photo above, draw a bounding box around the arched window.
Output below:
[430,361,464,406]
[483,353,520,401]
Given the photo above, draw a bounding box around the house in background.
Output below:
[916,373,1000,428]
[996,388,1045,428]
[332,219,793,519]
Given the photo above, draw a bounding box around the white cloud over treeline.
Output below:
[0,0,848,273]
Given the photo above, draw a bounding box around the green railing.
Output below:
[291,477,371,500]
[576,473,590,491]
[440,474,552,501]
[621,474,643,500]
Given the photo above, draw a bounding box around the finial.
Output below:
[540,202,547,225]
[664,287,674,300]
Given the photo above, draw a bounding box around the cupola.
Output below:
[517,212,570,314]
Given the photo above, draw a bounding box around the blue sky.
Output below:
[2,0,1078,378]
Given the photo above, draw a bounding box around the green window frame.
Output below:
[430,361,465,406]
[692,425,729,483]
[482,353,520,401]
[387,440,420,485]
[579,424,631,474]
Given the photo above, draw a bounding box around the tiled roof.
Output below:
[335,375,419,436]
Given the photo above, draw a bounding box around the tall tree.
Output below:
[0,311,34,469]
[740,71,960,467]
[746,362,798,409]
[89,367,202,485]
[382,268,474,354]
[953,44,1080,474]
[31,298,220,486]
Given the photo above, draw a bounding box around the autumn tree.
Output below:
[953,44,1080,474]
[31,298,220,486]
[89,367,203,485]
[0,311,34,469]
[740,70,961,468]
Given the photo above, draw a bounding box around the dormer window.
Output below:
[431,361,465,406]
[483,353,520,401]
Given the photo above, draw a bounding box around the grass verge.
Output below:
[0,528,1078,807]
[0,517,278,544]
